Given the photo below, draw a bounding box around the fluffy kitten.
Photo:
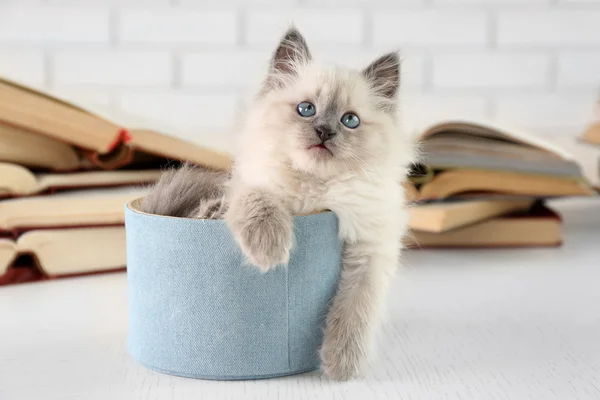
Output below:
[141,27,417,380]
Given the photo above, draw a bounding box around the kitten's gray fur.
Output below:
[140,163,229,219]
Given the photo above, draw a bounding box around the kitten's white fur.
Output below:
[223,28,417,380]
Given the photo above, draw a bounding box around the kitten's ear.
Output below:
[362,52,400,102]
[269,26,311,77]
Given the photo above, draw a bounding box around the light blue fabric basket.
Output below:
[125,199,342,380]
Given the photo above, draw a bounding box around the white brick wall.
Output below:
[1,51,45,85]
[401,93,489,132]
[181,51,269,88]
[53,51,172,87]
[557,53,600,88]
[116,91,238,128]
[497,10,600,46]
[432,53,550,89]
[246,10,364,45]
[119,9,237,45]
[373,11,488,47]
[0,2,599,145]
[495,93,597,131]
[0,6,110,44]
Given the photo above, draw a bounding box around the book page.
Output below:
[408,198,534,233]
[421,134,585,179]
[0,124,80,171]
[36,170,162,193]
[0,76,137,126]
[407,206,561,248]
[0,76,232,159]
[0,162,38,195]
[0,239,17,273]
[0,77,93,115]
[0,82,121,153]
[129,129,232,170]
[421,118,575,160]
[544,135,600,187]
[0,186,150,231]
[419,168,595,201]
[16,227,126,275]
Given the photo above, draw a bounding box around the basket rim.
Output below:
[125,198,333,221]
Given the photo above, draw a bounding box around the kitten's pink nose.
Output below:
[315,126,335,142]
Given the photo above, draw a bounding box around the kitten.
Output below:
[141,27,417,380]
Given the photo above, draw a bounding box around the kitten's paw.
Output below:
[226,188,293,272]
[319,319,366,381]
[237,216,292,272]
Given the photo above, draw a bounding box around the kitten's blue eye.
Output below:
[297,102,316,117]
[341,113,360,129]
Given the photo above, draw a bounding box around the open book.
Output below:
[406,202,562,248]
[0,187,148,235]
[0,162,159,197]
[0,77,232,171]
[0,187,147,285]
[410,119,598,202]
[0,123,82,171]
[408,198,534,233]
[0,226,126,285]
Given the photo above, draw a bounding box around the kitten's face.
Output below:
[266,67,395,176]
[243,28,404,178]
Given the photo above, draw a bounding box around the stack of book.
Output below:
[1,76,598,286]
[0,77,231,286]
[404,119,599,249]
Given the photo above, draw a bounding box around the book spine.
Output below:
[81,133,135,170]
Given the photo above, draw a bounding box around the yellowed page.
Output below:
[16,227,126,275]
[0,239,17,274]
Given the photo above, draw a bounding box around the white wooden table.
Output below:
[1,198,599,400]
